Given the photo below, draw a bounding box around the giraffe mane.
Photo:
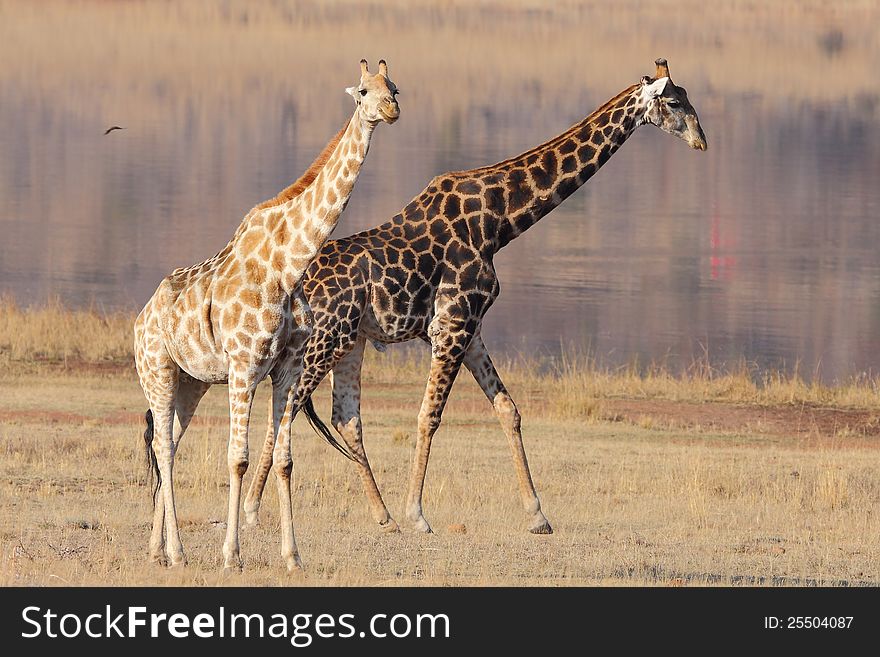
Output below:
[252,121,349,211]
[449,83,640,177]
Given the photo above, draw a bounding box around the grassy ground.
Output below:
[1,302,879,586]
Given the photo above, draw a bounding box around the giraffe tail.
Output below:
[143,409,161,506]
[302,397,356,461]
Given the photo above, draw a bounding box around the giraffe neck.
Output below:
[238,109,377,293]
[282,110,377,250]
[492,82,647,249]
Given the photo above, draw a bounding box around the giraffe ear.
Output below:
[346,86,359,100]
[643,76,669,98]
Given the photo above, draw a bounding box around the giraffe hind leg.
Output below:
[244,315,357,524]
[149,397,185,566]
[331,338,399,533]
[243,323,313,527]
[404,316,473,533]
[145,376,211,563]
[463,336,552,535]
[243,393,278,526]
[143,409,167,564]
[266,360,304,571]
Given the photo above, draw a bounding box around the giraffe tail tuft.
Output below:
[302,397,357,461]
[143,409,161,507]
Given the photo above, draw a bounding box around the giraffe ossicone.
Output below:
[133,59,399,571]
[244,57,707,538]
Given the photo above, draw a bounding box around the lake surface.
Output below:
[1,1,878,381]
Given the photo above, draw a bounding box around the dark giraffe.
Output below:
[245,58,707,535]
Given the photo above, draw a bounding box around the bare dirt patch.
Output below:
[0,408,223,428]
[601,399,880,445]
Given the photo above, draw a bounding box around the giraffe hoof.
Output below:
[149,553,167,567]
[243,498,261,525]
[166,548,187,567]
[411,517,433,534]
[223,553,243,572]
[379,518,400,534]
[528,519,553,535]
[223,561,243,573]
[285,555,304,572]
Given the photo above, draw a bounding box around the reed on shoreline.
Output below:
[0,297,133,363]
[2,300,879,413]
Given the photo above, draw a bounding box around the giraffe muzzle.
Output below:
[379,100,400,124]
[687,122,708,151]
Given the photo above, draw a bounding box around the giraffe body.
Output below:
[134,60,399,570]
[245,59,707,535]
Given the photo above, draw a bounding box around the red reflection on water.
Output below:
[709,212,736,281]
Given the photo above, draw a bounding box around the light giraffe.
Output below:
[245,58,707,535]
[134,59,399,571]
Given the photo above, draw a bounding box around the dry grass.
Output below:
[1,363,878,587]
[1,303,879,586]
[529,355,880,417]
[0,297,133,363]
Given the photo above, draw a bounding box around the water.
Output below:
[1,1,878,381]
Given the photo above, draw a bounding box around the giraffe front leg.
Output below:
[332,339,398,533]
[405,318,471,533]
[222,371,256,571]
[463,336,552,535]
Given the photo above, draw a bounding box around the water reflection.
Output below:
[0,1,878,382]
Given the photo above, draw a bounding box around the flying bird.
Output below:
[103,126,125,135]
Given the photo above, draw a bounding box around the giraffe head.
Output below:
[639,58,707,151]
[346,59,400,125]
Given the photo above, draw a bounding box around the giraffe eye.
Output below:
[667,99,681,108]
[359,89,368,96]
